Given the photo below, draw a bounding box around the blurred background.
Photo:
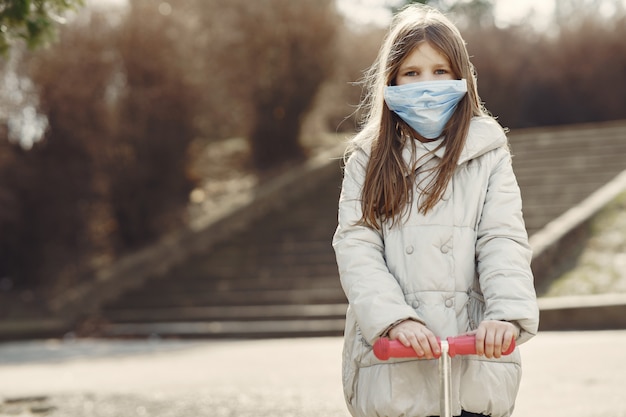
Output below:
[0,0,625,339]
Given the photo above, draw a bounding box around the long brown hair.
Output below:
[350,4,486,230]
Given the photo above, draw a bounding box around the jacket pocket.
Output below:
[467,289,485,331]
[461,358,521,417]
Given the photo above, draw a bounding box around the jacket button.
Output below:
[441,245,449,254]
[445,299,454,308]
[406,245,414,254]
[412,300,420,309]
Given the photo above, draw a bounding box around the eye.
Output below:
[405,70,419,77]
[435,68,449,75]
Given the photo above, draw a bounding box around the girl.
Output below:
[332,4,539,417]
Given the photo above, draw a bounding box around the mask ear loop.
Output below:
[395,121,404,138]
[395,119,412,143]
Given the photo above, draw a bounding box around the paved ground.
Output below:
[0,331,625,417]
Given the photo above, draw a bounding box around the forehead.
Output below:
[400,41,451,67]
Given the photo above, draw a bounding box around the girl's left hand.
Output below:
[467,320,519,359]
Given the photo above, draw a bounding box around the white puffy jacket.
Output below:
[332,116,539,417]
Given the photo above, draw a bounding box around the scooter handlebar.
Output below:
[373,334,515,360]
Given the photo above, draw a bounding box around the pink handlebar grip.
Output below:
[372,337,421,360]
[373,334,515,360]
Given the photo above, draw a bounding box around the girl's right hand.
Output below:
[388,319,441,359]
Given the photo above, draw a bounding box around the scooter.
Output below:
[373,335,516,417]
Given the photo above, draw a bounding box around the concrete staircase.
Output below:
[88,174,348,338]
[508,121,626,236]
[86,120,626,339]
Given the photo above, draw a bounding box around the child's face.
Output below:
[395,41,454,85]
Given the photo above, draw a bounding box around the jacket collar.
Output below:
[401,116,507,172]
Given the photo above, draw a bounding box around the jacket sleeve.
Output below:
[332,149,421,345]
[475,148,540,344]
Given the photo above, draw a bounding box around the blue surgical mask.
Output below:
[384,79,468,139]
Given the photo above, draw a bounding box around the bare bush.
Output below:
[1,5,199,291]
[107,0,198,249]
[16,12,119,290]
[462,25,538,128]
[1,0,341,292]
[304,25,385,136]
[193,0,339,171]
[0,128,28,287]
[520,15,626,126]
[436,10,626,129]
[246,0,338,170]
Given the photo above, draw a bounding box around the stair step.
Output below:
[106,288,347,309]
[131,277,341,294]
[197,247,336,264]
[511,139,626,157]
[98,318,346,338]
[515,161,626,178]
[509,122,626,144]
[102,303,347,323]
[191,266,340,281]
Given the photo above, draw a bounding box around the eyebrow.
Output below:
[399,63,451,71]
